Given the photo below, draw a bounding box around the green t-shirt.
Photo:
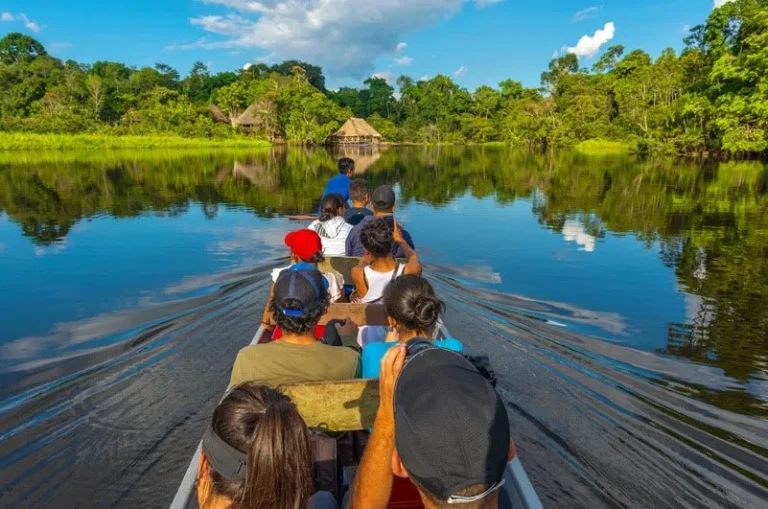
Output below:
[229,340,361,388]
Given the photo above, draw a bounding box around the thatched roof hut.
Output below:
[234,104,260,129]
[331,118,382,144]
[208,104,229,124]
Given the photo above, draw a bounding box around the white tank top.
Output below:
[362,263,405,303]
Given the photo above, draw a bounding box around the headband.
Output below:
[202,426,247,482]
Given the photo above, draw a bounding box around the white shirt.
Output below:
[271,266,344,303]
[308,217,353,256]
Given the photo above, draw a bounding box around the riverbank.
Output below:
[0,133,272,151]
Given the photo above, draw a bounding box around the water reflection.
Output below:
[0,147,766,404]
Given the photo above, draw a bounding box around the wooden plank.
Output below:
[281,379,380,432]
[319,303,388,326]
[318,256,360,282]
[318,256,408,284]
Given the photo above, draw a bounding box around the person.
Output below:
[350,345,515,509]
[262,229,345,332]
[351,217,421,305]
[344,179,373,226]
[308,193,353,256]
[345,185,415,258]
[361,275,463,378]
[196,382,339,509]
[231,264,360,388]
[320,157,355,204]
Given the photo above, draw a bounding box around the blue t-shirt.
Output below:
[322,173,351,202]
[362,338,465,379]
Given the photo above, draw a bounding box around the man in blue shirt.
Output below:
[346,185,415,258]
[321,157,355,203]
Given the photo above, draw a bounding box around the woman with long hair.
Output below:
[196,382,339,509]
[308,193,353,256]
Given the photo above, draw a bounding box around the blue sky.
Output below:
[1,1,721,90]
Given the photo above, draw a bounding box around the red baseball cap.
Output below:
[285,229,323,260]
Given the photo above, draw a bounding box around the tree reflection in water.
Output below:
[0,146,766,412]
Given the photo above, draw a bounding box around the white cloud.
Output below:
[571,6,600,23]
[1,12,41,33]
[562,220,596,252]
[567,21,615,58]
[243,62,253,70]
[454,65,467,77]
[372,71,394,84]
[393,56,413,65]
[552,49,560,59]
[714,0,735,7]
[183,0,503,78]
[417,75,429,81]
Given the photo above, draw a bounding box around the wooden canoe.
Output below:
[169,268,542,509]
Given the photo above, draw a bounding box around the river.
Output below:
[0,146,766,508]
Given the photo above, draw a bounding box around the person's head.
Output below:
[371,185,396,214]
[284,229,324,265]
[270,264,330,334]
[349,179,370,207]
[338,157,355,177]
[383,275,445,339]
[392,347,512,509]
[319,193,345,222]
[360,217,394,260]
[197,382,313,509]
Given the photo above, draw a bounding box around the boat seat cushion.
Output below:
[281,379,379,432]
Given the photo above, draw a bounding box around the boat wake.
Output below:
[0,263,766,508]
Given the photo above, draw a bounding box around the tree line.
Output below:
[1,0,766,154]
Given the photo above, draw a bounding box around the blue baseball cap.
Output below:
[274,264,329,317]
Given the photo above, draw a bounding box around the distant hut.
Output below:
[232,100,278,139]
[234,104,260,132]
[331,118,382,145]
[208,105,229,124]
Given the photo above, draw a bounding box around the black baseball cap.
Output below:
[371,185,396,210]
[273,263,328,317]
[394,346,510,503]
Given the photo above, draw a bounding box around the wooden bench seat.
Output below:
[281,379,380,432]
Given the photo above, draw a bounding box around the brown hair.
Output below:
[349,179,369,203]
[201,383,313,509]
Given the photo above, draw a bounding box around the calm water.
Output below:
[0,147,766,508]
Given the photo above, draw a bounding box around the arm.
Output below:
[349,345,406,509]
[351,265,368,299]
[261,283,276,331]
[393,220,421,276]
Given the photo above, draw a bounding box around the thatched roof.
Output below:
[208,104,229,123]
[234,104,260,126]
[333,118,382,138]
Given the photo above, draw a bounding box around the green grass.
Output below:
[575,139,633,155]
[0,132,272,151]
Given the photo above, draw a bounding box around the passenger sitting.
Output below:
[197,382,339,509]
[321,157,355,204]
[231,265,360,388]
[350,346,515,509]
[361,275,463,378]
[351,218,421,305]
[345,185,415,258]
[309,193,353,256]
[344,179,373,226]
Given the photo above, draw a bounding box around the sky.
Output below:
[1,1,727,90]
